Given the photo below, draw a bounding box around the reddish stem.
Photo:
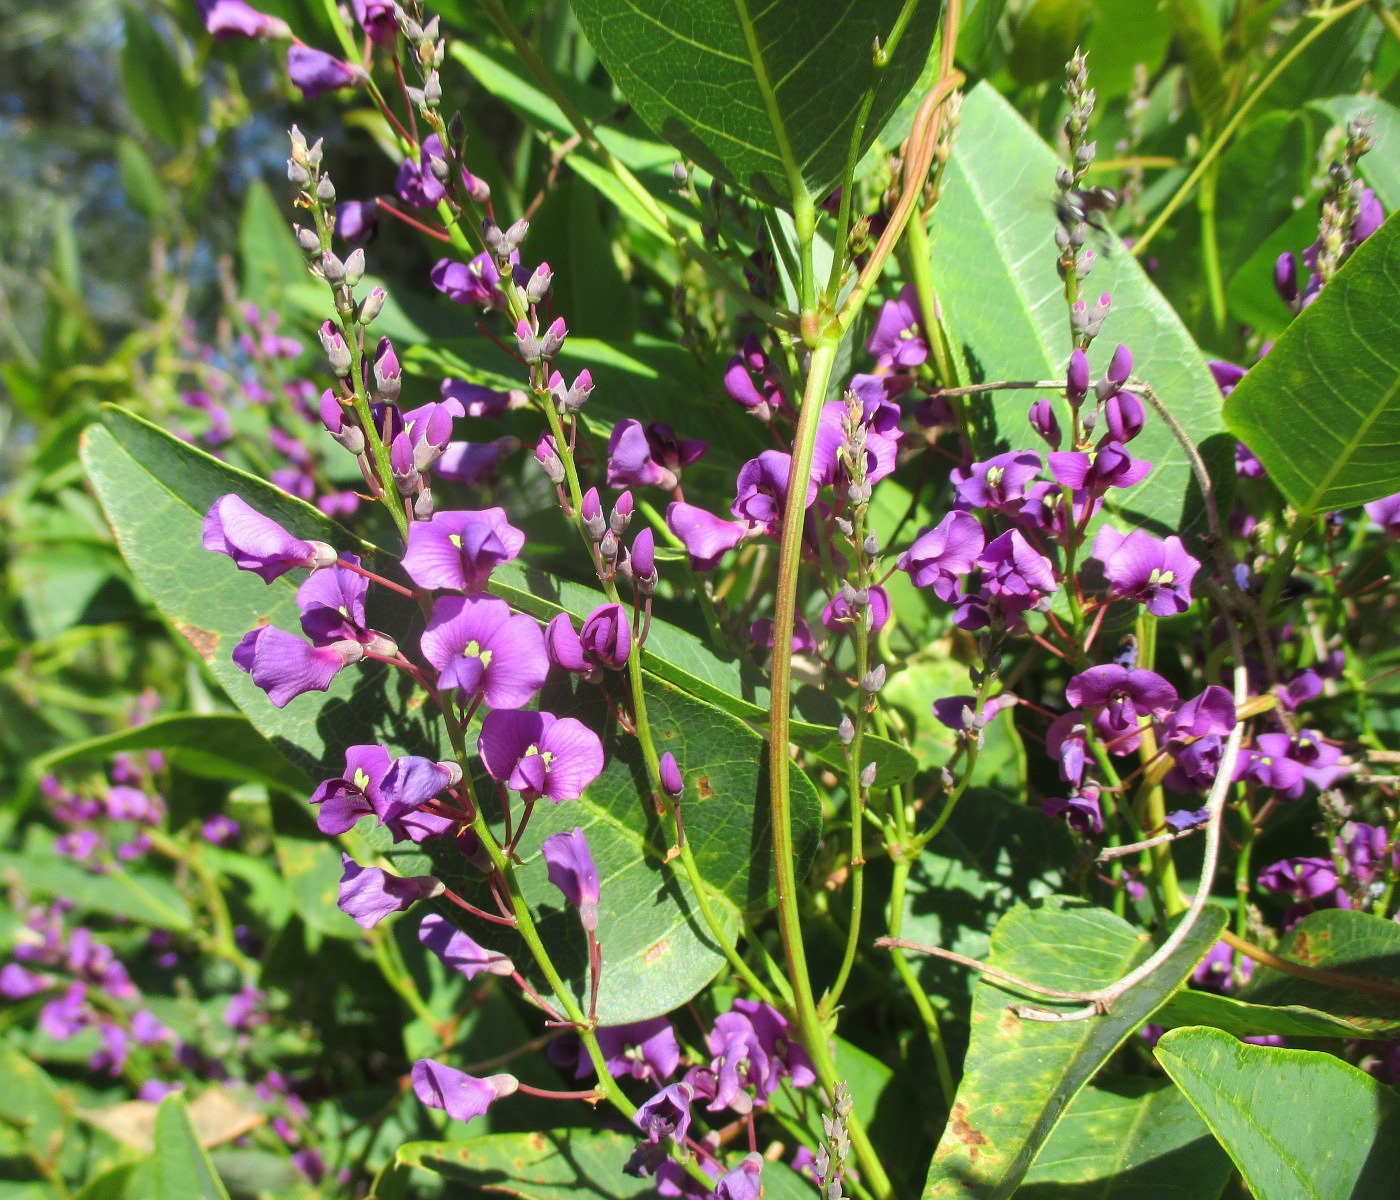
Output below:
[335,557,416,598]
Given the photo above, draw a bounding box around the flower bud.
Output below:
[1273,251,1299,305]
[359,286,387,325]
[581,488,606,540]
[535,435,565,485]
[610,491,634,536]
[316,174,337,204]
[525,262,553,305]
[390,432,418,495]
[504,219,529,251]
[1066,349,1089,403]
[320,389,365,455]
[321,251,346,284]
[343,247,366,287]
[514,321,542,364]
[414,489,435,520]
[631,527,657,593]
[838,716,855,745]
[659,752,683,799]
[1104,389,1145,442]
[1105,343,1133,389]
[423,71,441,108]
[539,317,567,360]
[860,664,886,695]
[598,529,620,565]
[319,321,351,377]
[1029,398,1061,449]
[580,603,631,670]
[294,224,321,255]
[860,762,878,789]
[482,218,507,259]
[287,158,311,187]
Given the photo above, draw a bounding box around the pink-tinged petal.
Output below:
[419,914,514,979]
[411,1059,516,1123]
[1047,451,1092,489]
[546,613,589,672]
[203,494,330,583]
[1090,524,1129,563]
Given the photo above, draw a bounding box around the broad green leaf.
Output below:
[922,897,1227,1199]
[927,84,1233,542]
[1214,112,1312,282]
[237,181,307,306]
[72,1165,139,1200]
[398,1130,811,1200]
[1313,96,1400,211]
[1081,0,1173,99]
[1007,0,1082,87]
[120,9,194,151]
[0,843,192,931]
[0,1043,69,1179]
[1225,199,1317,339]
[1152,986,1373,1039]
[1235,908,1400,1034]
[1224,213,1400,515]
[32,713,309,794]
[152,1094,231,1200]
[381,671,821,1023]
[568,0,938,207]
[1018,1080,1232,1199]
[1156,1026,1400,1200]
[1162,0,1226,122]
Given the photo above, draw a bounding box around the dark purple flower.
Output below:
[233,626,364,708]
[820,585,890,635]
[980,530,1057,614]
[1234,734,1308,799]
[421,596,548,709]
[952,451,1042,511]
[442,378,512,419]
[1043,787,1105,835]
[607,420,707,491]
[1165,735,1223,793]
[351,0,397,44]
[1103,389,1146,443]
[705,999,815,1113]
[1277,667,1322,713]
[1092,527,1201,616]
[595,1018,681,1083]
[396,134,448,208]
[716,1155,764,1200]
[932,692,1015,732]
[286,46,362,99]
[1029,399,1062,449]
[1289,729,1346,790]
[748,616,816,654]
[418,914,514,979]
[732,451,816,530]
[1045,713,1088,785]
[203,495,336,583]
[1066,349,1090,403]
[1165,806,1209,832]
[1067,665,1178,754]
[435,438,520,487]
[659,753,683,799]
[477,709,604,802]
[1258,856,1338,901]
[866,285,926,368]
[630,527,657,590]
[403,508,525,592]
[337,854,442,928]
[1162,686,1236,743]
[198,0,289,40]
[635,1082,693,1144]
[294,556,377,647]
[1354,186,1384,242]
[430,253,510,310]
[40,983,91,1039]
[579,604,631,670]
[1048,441,1151,495]
[666,502,750,571]
[411,1059,517,1123]
[1192,940,1251,993]
[545,613,592,676]
[335,200,378,245]
[723,335,787,420]
[1337,822,1390,886]
[541,827,600,931]
[1365,492,1400,536]
[900,511,985,601]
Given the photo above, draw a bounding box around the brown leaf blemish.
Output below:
[644,936,672,964]
[696,775,714,799]
[176,623,220,664]
[949,1102,988,1157]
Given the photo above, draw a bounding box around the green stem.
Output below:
[1198,160,1227,340]
[372,926,441,1030]
[887,853,955,1103]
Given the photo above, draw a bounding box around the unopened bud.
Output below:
[863,533,879,557]
[344,248,366,287]
[525,262,553,305]
[482,218,507,258]
[1066,348,1090,403]
[672,161,689,186]
[581,488,606,540]
[504,218,529,251]
[294,224,321,256]
[321,251,346,284]
[860,762,878,789]
[534,435,565,484]
[318,321,351,377]
[838,716,855,746]
[423,71,441,107]
[610,490,634,536]
[315,174,336,204]
[287,158,311,187]
[539,316,567,360]
[414,489,435,520]
[659,751,683,799]
[358,286,387,325]
[514,320,542,364]
[860,664,886,695]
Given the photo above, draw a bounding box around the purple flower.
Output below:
[198,0,289,40]
[596,1018,681,1082]
[1092,527,1201,616]
[232,626,364,708]
[1337,822,1390,887]
[545,613,592,676]
[714,1155,764,1200]
[723,335,787,420]
[748,616,816,654]
[1066,349,1090,403]
[1029,399,1061,449]
[337,855,442,928]
[224,985,265,1030]
[1067,665,1178,754]
[295,556,378,646]
[979,530,1057,615]
[1364,492,1400,537]
[579,604,632,670]
[1048,441,1151,495]
[435,438,520,487]
[201,815,240,846]
[732,451,816,530]
[666,502,751,571]
[1045,713,1089,785]
[334,200,378,245]
[1103,390,1145,443]
[411,1059,517,1123]
[1235,731,1342,800]
[418,914,514,979]
[403,508,525,592]
[607,420,707,491]
[541,827,600,932]
[478,709,605,802]
[932,692,1015,732]
[203,495,336,583]
[635,1082,693,1144]
[1165,735,1224,793]
[820,585,891,635]
[40,983,91,1039]
[286,46,362,99]
[351,0,398,44]
[952,451,1042,511]
[396,134,448,208]
[1162,686,1236,743]
[1192,940,1251,993]
[421,597,548,709]
[1042,787,1104,835]
[1354,186,1384,242]
[311,744,457,840]
[0,963,51,1000]
[705,999,815,1113]
[430,253,510,310]
[1258,856,1339,901]
[811,401,900,491]
[441,378,512,419]
[865,285,926,368]
[900,511,985,601]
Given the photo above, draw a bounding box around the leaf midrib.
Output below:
[731,0,807,206]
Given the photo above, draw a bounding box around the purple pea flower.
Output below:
[430,252,512,310]
[197,0,289,40]
[351,0,398,44]
[0,963,52,1000]
[1045,713,1089,785]
[748,616,816,654]
[232,626,365,708]
[659,752,683,799]
[395,134,448,209]
[1365,492,1400,537]
[402,508,525,592]
[635,1082,693,1144]
[1162,686,1236,743]
[421,596,548,709]
[1103,390,1145,443]
[441,378,513,419]
[294,556,383,647]
[579,604,632,670]
[337,854,442,928]
[545,613,593,677]
[541,827,600,932]
[1165,735,1224,794]
[1067,665,1178,754]
[411,1059,517,1123]
[1048,441,1151,496]
[1042,787,1105,835]
[1337,822,1390,887]
[666,502,751,571]
[865,285,926,368]
[900,511,985,601]
[40,983,91,1039]
[820,585,890,634]
[1233,732,1330,800]
[1193,940,1252,993]
[980,530,1057,615]
[334,199,378,245]
[705,999,815,1113]
[716,1156,764,1200]
[418,914,514,979]
[593,1018,681,1083]
[1091,527,1201,616]
[732,451,816,531]
[203,495,336,582]
[811,401,900,491]
[952,451,1042,511]
[723,335,787,420]
[1258,856,1339,901]
[435,437,520,487]
[201,815,240,846]
[1029,399,1062,449]
[477,709,604,803]
[286,46,362,99]
[607,420,707,491]
[310,744,457,840]
[932,692,1016,732]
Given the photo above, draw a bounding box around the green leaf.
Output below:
[1018,1080,1232,1198]
[1224,213,1400,515]
[32,713,309,794]
[271,793,360,940]
[568,0,938,207]
[0,1043,69,1177]
[72,1164,139,1200]
[237,181,307,306]
[120,9,194,150]
[1152,986,1374,1040]
[382,672,821,1023]
[922,897,1227,1199]
[1162,0,1227,123]
[927,84,1233,542]
[1313,96,1400,211]
[116,137,169,225]
[0,844,192,930]
[1007,0,1083,87]
[152,1094,231,1200]
[1234,908,1400,1034]
[1155,1026,1400,1200]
